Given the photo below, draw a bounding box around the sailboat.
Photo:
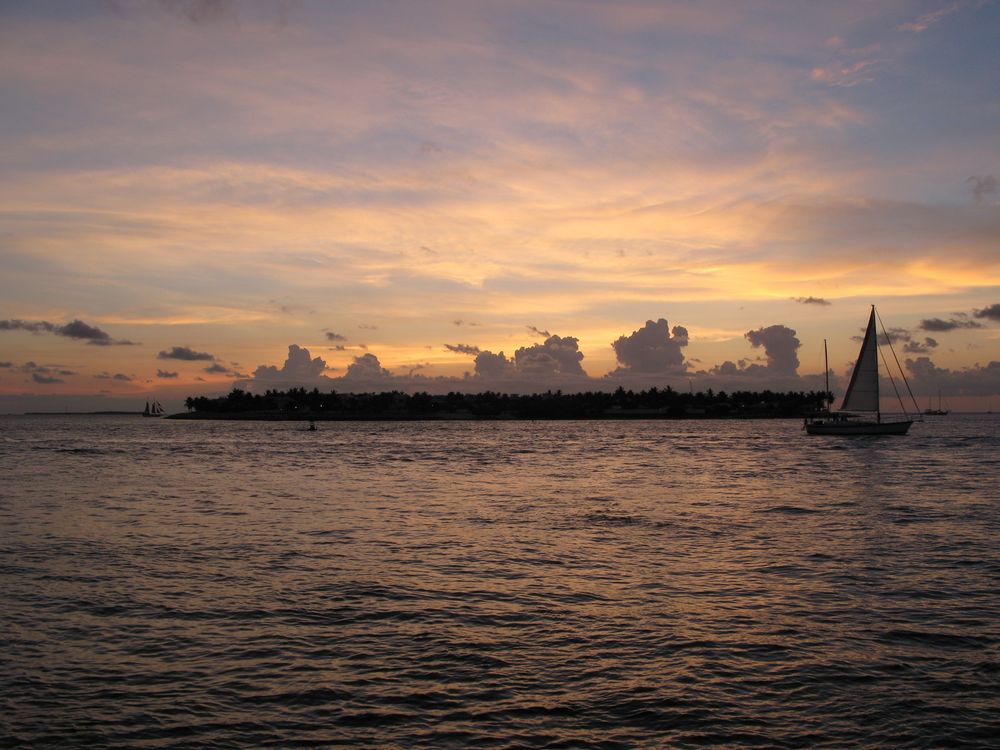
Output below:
[804,306,917,436]
[142,400,165,418]
[923,390,949,416]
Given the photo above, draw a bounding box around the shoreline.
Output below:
[168,411,817,422]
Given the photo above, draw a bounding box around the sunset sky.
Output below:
[1,0,998,412]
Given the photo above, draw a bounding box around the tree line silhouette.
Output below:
[179,386,832,420]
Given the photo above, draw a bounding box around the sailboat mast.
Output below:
[824,339,830,411]
[874,305,880,423]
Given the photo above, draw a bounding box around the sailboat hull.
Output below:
[805,419,912,436]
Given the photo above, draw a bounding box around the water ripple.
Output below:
[2,415,999,747]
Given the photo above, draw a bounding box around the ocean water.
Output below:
[1,414,999,748]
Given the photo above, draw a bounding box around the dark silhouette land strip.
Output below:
[172,387,832,420]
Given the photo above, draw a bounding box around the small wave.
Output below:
[756,505,820,515]
[582,511,646,527]
[35,446,107,454]
[879,629,993,649]
[755,564,808,576]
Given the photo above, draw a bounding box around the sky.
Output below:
[1,0,998,413]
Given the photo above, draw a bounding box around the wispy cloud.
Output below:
[919,315,984,332]
[0,319,137,345]
[10,361,77,385]
[810,58,879,88]
[152,0,239,25]
[444,343,481,356]
[898,3,963,33]
[95,372,132,381]
[904,336,939,354]
[204,362,246,377]
[967,175,998,204]
[17,362,76,378]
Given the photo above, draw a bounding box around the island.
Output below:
[169,387,832,421]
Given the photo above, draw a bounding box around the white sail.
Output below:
[841,307,880,413]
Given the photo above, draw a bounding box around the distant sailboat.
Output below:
[924,390,949,416]
[143,400,165,418]
[804,306,918,436]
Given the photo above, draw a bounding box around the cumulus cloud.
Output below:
[609,318,689,375]
[235,317,815,399]
[906,356,1000,397]
[706,324,803,384]
[919,316,983,332]
[32,373,64,384]
[445,343,481,355]
[158,345,215,361]
[0,318,136,345]
[465,334,592,384]
[745,325,801,375]
[792,296,831,306]
[251,344,332,386]
[974,303,1000,321]
[157,369,179,378]
[513,335,586,376]
[343,352,392,381]
[325,331,347,342]
[474,350,515,379]
[527,326,551,338]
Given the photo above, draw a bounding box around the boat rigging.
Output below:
[804,305,921,436]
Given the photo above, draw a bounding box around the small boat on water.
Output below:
[143,400,165,418]
[805,306,919,436]
[923,390,949,416]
